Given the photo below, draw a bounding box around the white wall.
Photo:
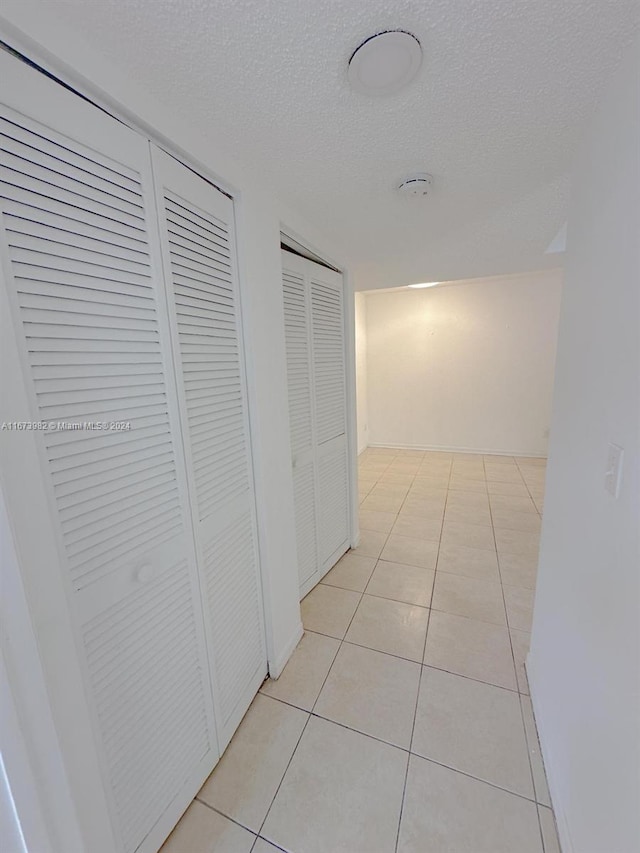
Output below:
[363,270,562,456]
[528,38,640,853]
[354,292,368,454]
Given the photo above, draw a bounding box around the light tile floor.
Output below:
[162,448,560,853]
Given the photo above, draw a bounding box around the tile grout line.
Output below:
[484,455,547,852]
[263,687,550,806]
[394,452,453,853]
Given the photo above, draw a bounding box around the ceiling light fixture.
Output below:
[408,282,440,288]
[348,30,423,96]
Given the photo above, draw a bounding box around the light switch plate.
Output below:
[604,443,624,498]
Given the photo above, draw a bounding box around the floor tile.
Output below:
[359,509,397,534]
[262,716,407,853]
[346,594,429,662]
[360,494,404,513]
[398,756,542,853]
[301,584,361,639]
[366,560,435,607]
[492,509,541,533]
[198,695,308,832]
[321,552,376,592]
[445,490,490,509]
[444,502,493,526]
[160,801,255,853]
[399,498,446,520]
[498,552,538,589]
[451,465,486,481]
[521,696,551,806]
[495,528,540,559]
[424,610,517,690]
[441,520,495,551]
[485,466,524,483]
[314,642,421,748]
[391,513,442,542]
[251,839,282,853]
[538,806,561,853]
[412,667,533,797]
[487,480,532,497]
[516,457,547,467]
[448,477,488,493]
[371,482,409,498]
[352,529,389,558]
[490,494,538,514]
[510,628,531,694]
[503,584,535,631]
[381,533,438,569]
[411,475,450,489]
[260,631,340,711]
[379,472,414,485]
[432,572,506,625]
[437,543,500,582]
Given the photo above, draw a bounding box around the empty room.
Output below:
[1,3,638,853]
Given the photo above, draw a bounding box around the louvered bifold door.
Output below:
[310,269,350,572]
[150,147,267,750]
[0,55,217,853]
[281,251,318,595]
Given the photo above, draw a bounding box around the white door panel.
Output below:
[281,249,350,597]
[151,147,267,750]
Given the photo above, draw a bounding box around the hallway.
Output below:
[161,448,560,853]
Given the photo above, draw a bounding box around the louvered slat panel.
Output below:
[311,279,346,444]
[317,440,349,564]
[0,113,184,593]
[1,65,219,853]
[153,148,266,753]
[202,513,264,725]
[83,561,211,853]
[163,191,250,523]
[292,459,318,586]
[282,271,313,456]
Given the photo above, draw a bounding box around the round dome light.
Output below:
[348,31,423,96]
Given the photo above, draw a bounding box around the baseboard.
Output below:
[526,651,574,853]
[367,441,547,458]
[269,620,303,679]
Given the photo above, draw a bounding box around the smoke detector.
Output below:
[397,173,433,196]
[348,31,423,96]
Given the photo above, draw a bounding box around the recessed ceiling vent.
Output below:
[348,30,423,96]
[397,173,433,196]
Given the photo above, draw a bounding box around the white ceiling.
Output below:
[24,0,639,289]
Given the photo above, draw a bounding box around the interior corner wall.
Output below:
[527,37,640,853]
[354,292,368,454]
[364,270,563,456]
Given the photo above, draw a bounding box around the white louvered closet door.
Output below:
[310,268,350,572]
[282,251,318,593]
[0,54,217,853]
[281,249,350,596]
[151,148,267,750]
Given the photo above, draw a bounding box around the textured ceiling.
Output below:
[24,0,640,289]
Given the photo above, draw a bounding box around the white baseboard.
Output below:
[269,620,303,679]
[367,441,547,458]
[526,651,574,853]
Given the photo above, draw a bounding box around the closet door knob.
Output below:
[134,562,154,584]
